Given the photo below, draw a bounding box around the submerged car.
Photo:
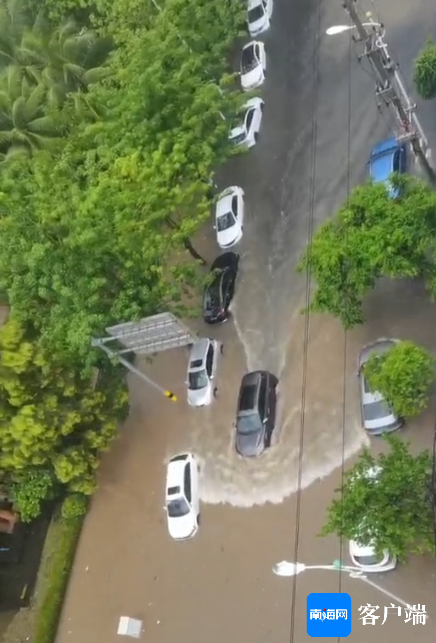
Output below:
[186,338,222,407]
[234,370,278,457]
[240,40,266,91]
[247,0,273,36]
[349,539,397,573]
[358,338,403,435]
[368,137,407,198]
[348,467,397,573]
[229,97,264,149]
[165,453,200,541]
[202,252,239,324]
[214,186,245,249]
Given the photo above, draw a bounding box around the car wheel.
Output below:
[260,103,264,113]
[220,344,224,354]
[254,131,259,143]
[197,513,201,526]
[213,387,218,397]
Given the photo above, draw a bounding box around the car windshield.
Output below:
[237,413,261,435]
[167,497,190,518]
[231,130,246,145]
[248,6,264,22]
[364,399,391,421]
[217,211,235,231]
[189,370,208,390]
[354,554,381,566]
[241,46,256,73]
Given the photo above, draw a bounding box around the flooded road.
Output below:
[55,1,436,642]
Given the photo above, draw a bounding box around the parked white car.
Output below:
[240,41,266,91]
[348,466,396,573]
[165,453,200,541]
[186,338,222,407]
[229,97,264,149]
[247,0,273,36]
[214,186,245,249]
[349,539,397,573]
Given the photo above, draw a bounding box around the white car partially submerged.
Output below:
[247,0,273,36]
[214,186,245,249]
[348,466,397,573]
[165,453,199,541]
[229,97,264,149]
[240,41,266,91]
[349,540,397,573]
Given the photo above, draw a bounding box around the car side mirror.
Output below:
[163,506,167,511]
[263,418,268,424]
[213,225,216,230]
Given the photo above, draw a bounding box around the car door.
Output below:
[257,42,266,70]
[190,458,200,515]
[205,343,214,381]
[184,462,192,510]
[221,269,231,306]
[258,376,268,440]
[245,107,255,139]
[236,191,244,228]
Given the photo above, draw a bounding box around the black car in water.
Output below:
[234,370,278,458]
[202,252,239,324]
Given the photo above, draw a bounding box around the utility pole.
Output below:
[92,338,178,401]
[342,0,435,185]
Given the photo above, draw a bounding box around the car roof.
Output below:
[216,191,234,216]
[238,371,267,413]
[166,454,190,491]
[369,137,399,181]
[189,338,209,365]
[359,338,396,367]
[248,0,261,8]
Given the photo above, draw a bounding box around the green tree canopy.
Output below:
[0,317,128,498]
[414,38,436,101]
[299,175,436,327]
[321,437,434,560]
[364,340,435,419]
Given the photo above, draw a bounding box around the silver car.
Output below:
[186,338,222,407]
[358,338,403,435]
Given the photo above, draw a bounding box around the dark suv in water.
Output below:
[202,252,239,324]
[234,370,278,457]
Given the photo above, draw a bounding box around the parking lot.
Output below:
[56,1,436,641]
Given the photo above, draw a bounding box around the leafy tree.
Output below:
[414,38,436,100]
[364,340,435,418]
[299,175,436,327]
[0,0,245,365]
[0,78,60,157]
[321,437,434,560]
[9,468,55,522]
[61,493,88,520]
[0,317,129,501]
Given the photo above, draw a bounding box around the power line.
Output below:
[288,1,322,641]
[337,15,354,643]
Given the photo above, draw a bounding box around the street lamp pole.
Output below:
[341,0,434,184]
[273,560,412,609]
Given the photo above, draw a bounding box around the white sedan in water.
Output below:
[349,539,397,573]
[214,186,245,249]
[247,0,273,36]
[164,453,200,541]
[229,97,264,149]
[240,40,266,91]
